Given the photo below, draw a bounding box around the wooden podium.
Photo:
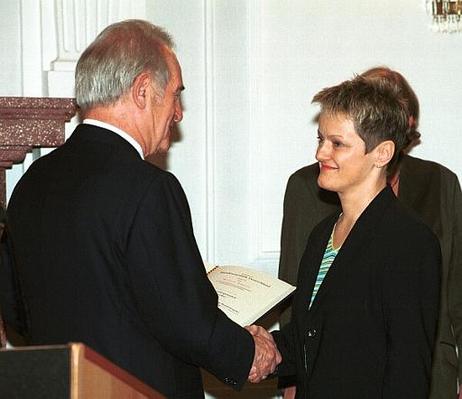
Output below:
[0,343,165,398]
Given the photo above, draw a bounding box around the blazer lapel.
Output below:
[296,215,337,325]
[308,187,395,313]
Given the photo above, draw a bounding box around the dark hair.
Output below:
[75,19,174,113]
[361,66,420,150]
[312,75,409,174]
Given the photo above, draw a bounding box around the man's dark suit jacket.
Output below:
[274,187,441,398]
[278,155,462,398]
[0,124,254,398]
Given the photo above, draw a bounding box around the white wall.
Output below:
[0,2,21,96]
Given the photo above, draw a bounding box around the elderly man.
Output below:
[0,20,280,398]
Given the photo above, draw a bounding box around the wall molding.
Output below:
[248,0,276,267]
[204,0,216,263]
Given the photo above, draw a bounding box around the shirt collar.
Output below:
[83,118,144,159]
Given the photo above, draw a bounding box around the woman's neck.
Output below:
[338,179,386,222]
[333,179,386,248]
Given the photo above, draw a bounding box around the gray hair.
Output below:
[312,75,409,174]
[75,19,174,113]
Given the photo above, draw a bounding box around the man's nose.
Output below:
[173,101,183,123]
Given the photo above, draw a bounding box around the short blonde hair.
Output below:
[313,75,409,173]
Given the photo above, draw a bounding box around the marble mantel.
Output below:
[0,97,76,208]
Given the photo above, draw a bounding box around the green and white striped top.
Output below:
[309,225,340,308]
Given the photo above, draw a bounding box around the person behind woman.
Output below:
[269,75,441,398]
[278,66,462,399]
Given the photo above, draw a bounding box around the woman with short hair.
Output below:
[272,75,441,398]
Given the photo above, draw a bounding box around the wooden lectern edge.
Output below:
[0,343,164,398]
[69,342,163,398]
[70,343,83,399]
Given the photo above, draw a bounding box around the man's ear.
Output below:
[131,72,152,109]
[374,140,395,168]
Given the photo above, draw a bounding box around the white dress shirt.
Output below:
[83,118,144,159]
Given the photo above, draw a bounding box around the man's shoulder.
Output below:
[288,162,319,182]
[16,141,181,200]
[285,162,319,194]
[402,154,459,183]
[130,163,187,203]
[285,162,339,207]
[136,160,179,182]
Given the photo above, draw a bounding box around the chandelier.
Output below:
[427,0,462,32]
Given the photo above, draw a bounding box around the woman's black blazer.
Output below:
[274,187,441,399]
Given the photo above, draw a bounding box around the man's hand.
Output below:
[245,325,282,383]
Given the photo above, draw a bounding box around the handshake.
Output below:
[245,325,282,383]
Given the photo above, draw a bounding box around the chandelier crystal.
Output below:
[427,0,462,32]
